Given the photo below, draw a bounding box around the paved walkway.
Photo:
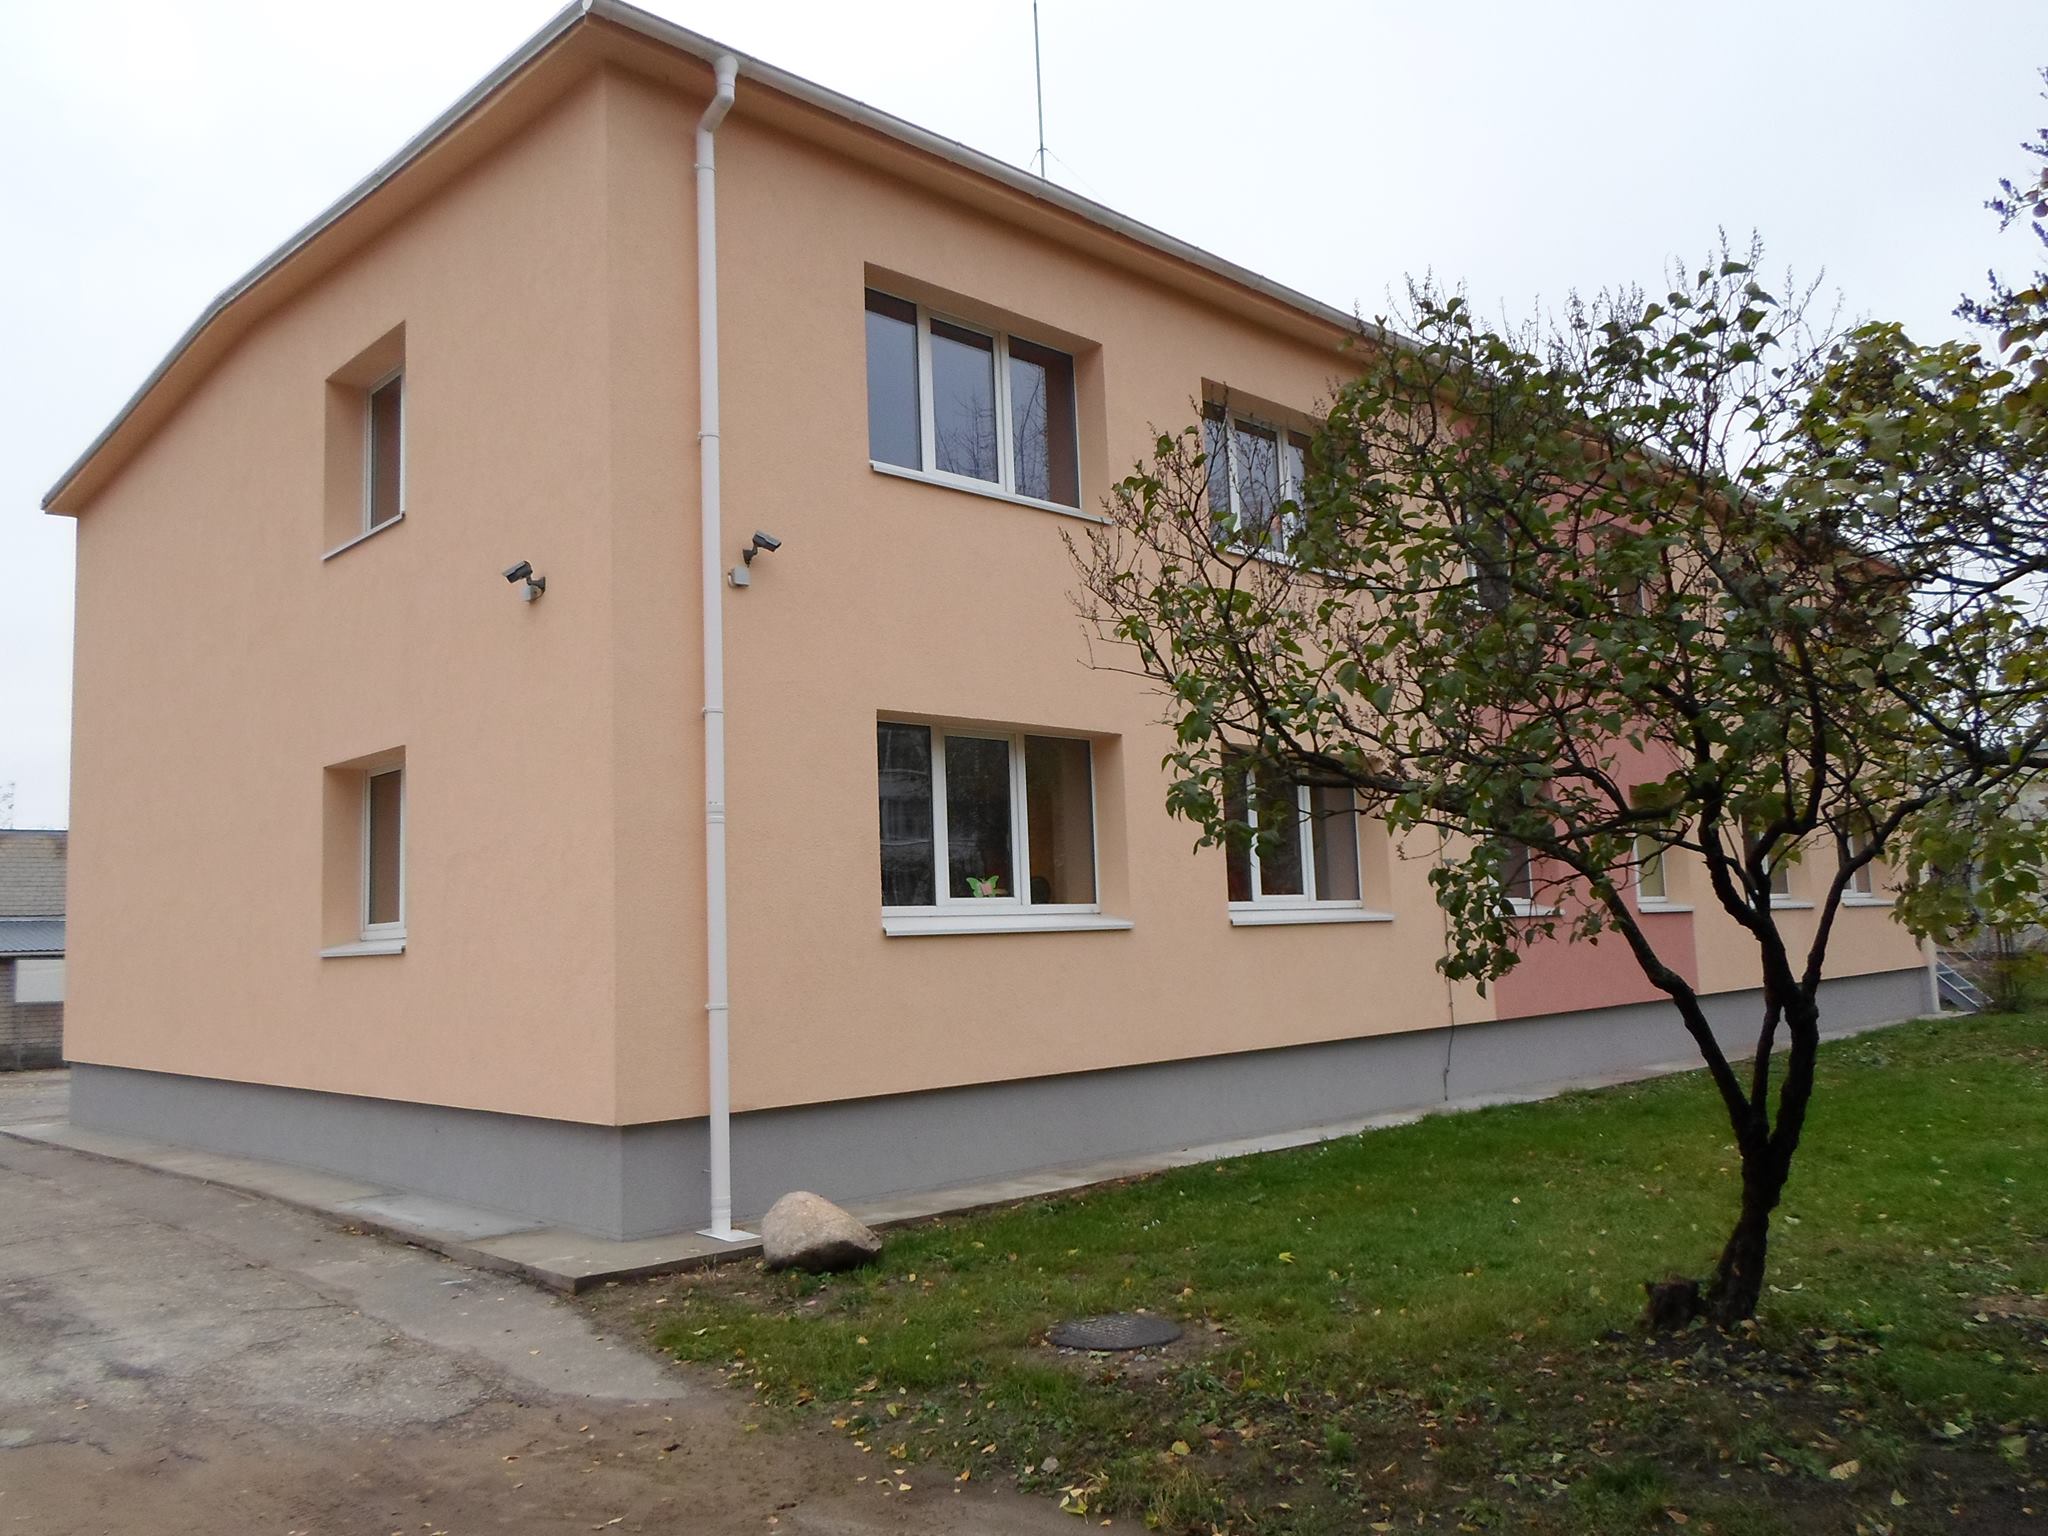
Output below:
[0,1113,1073,1534]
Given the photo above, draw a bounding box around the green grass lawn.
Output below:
[587,1010,2048,1534]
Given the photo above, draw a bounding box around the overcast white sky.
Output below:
[3,0,2044,829]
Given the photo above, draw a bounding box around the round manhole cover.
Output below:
[1048,1313,1183,1351]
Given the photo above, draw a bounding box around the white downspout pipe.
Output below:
[695,53,750,1242]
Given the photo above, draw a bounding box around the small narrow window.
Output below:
[1636,835,1668,903]
[1846,829,1876,896]
[877,721,937,906]
[864,291,922,469]
[1007,336,1079,506]
[365,372,405,531]
[1309,785,1361,902]
[364,766,405,937]
[944,733,1013,897]
[1501,841,1539,910]
[863,288,1080,507]
[877,721,1098,912]
[1025,734,1095,904]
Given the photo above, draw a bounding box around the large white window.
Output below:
[1224,764,1363,913]
[12,958,64,1005]
[878,722,1102,927]
[864,289,1080,508]
[1204,403,1311,551]
[363,766,405,941]
[364,369,405,533]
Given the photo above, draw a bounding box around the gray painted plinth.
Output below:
[71,967,1929,1241]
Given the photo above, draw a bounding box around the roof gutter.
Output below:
[44,0,1388,514]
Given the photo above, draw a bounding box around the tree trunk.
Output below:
[1706,1140,1789,1325]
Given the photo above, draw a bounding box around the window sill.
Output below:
[1637,901,1693,914]
[1228,906,1393,927]
[320,937,406,958]
[869,461,1106,524]
[1508,900,1559,918]
[1768,897,1815,910]
[322,512,406,561]
[882,911,1132,938]
[1842,894,1894,908]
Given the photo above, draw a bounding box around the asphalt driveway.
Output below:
[0,1072,1069,1534]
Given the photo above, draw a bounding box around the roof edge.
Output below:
[41,0,591,513]
[44,0,1385,513]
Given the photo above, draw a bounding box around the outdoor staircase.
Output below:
[1933,953,1990,1013]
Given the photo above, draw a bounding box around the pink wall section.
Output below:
[1493,907,1700,1021]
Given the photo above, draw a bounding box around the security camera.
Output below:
[749,531,781,554]
[502,560,545,602]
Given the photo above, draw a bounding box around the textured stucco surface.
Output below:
[56,34,1928,1132]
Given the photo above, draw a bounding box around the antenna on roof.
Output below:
[1031,1,1048,179]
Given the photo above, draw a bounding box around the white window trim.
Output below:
[1229,906,1392,928]
[320,937,407,959]
[322,511,406,561]
[1229,779,1369,917]
[363,365,406,534]
[1506,897,1560,918]
[361,765,406,944]
[870,292,1081,510]
[883,911,1132,937]
[1635,836,1675,909]
[879,721,1109,926]
[868,460,1106,524]
[1206,405,1311,555]
[1844,831,1882,901]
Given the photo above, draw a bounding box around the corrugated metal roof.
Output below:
[0,918,65,957]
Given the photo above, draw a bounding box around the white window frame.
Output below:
[1205,404,1311,553]
[12,957,65,1004]
[1501,840,1546,918]
[866,291,1081,512]
[363,366,406,534]
[1843,829,1888,903]
[1229,777,1384,925]
[1635,834,1670,906]
[361,765,406,943]
[880,722,1116,934]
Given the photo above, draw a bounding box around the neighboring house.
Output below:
[39,2,1932,1241]
[0,830,67,1071]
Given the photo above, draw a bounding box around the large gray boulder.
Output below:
[760,1190,882,1274]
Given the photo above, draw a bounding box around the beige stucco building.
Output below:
[43,2,1932,1240]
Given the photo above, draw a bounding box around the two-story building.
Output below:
[42,0,1932,1242]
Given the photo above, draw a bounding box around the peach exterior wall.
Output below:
[67,78,633,1123]
[64,61,1925,1131]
